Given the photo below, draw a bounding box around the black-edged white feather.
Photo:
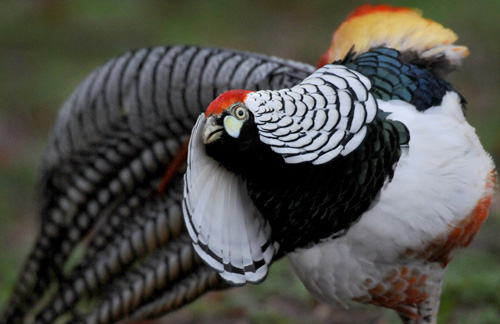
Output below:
[182,115,276,285]
[245,64,377,165]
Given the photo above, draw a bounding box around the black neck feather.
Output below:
[206,115,407,255]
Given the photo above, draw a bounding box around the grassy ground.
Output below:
[0,1,499,323]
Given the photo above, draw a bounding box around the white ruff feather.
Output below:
[183,114,276,285]
[244,64,377,165]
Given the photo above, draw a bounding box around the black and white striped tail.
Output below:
[2,45,314,323]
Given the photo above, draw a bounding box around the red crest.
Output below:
[206,89,252,117]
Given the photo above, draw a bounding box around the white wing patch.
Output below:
[183,114,276,285]
[245,64,377,165]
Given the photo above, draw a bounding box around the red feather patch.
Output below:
[206,89,252,117]
[345,4,412,22]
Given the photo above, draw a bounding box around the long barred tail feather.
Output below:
[34,181,184,324]
[128,266,227,322]
[1,45,314,323]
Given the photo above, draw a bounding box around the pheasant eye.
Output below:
[234,106,248,120]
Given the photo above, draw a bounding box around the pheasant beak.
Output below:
[202,115,224,144]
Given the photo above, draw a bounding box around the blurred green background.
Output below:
[0,1,499,323]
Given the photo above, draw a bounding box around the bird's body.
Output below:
[183,7,496,323]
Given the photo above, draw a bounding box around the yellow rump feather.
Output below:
[319,5,468,68]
